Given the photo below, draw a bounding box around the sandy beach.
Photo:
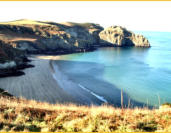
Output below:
[0,55,105,105]
[0,56,77,104]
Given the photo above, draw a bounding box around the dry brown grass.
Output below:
[0,28,38,42]
[0,95,171,132]
[0,19,50,26]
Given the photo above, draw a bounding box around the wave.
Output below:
[52,60,108,104]
[78,84,108,103]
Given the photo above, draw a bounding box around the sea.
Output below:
[53,31,171,107]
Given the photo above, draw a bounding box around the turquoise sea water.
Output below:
[55,31,171,107]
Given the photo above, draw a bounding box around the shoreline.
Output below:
[36,55,111,105]
[51,59,108,105]
[0,54,152,108]
[50,54,152,108]
[0,54,109,105]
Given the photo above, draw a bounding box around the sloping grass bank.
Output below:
[0,95,171,132]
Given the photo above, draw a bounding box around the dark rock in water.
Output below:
[99,26,150,47]
[0,88,13,97]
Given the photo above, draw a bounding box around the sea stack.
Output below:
[99,26,150,47]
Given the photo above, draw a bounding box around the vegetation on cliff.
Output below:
[0,19,103,54]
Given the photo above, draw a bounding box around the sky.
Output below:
[0,1,171,32]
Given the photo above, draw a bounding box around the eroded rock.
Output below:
[99,26,150,47]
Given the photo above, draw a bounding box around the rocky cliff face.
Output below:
[0,40,26,63]
[0,20,104,54]
[99,26,150,47]
[0,40,28,75]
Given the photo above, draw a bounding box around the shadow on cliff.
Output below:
[53,60,153,108]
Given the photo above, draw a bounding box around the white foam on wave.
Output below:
[52,61,108,104]
[78,84,108,103]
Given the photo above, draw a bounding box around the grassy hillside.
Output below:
[0,19,51,41]
[0,94,171,132]
[0,19,102,42]
[0,19,51,26]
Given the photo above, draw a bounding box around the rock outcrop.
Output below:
[0,40,26,63]
[99,26,150,47]
[0,40,28,76]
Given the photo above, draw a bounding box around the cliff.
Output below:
[0,20,104,54]
[0,40,28,76]
[99,26,150,47]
